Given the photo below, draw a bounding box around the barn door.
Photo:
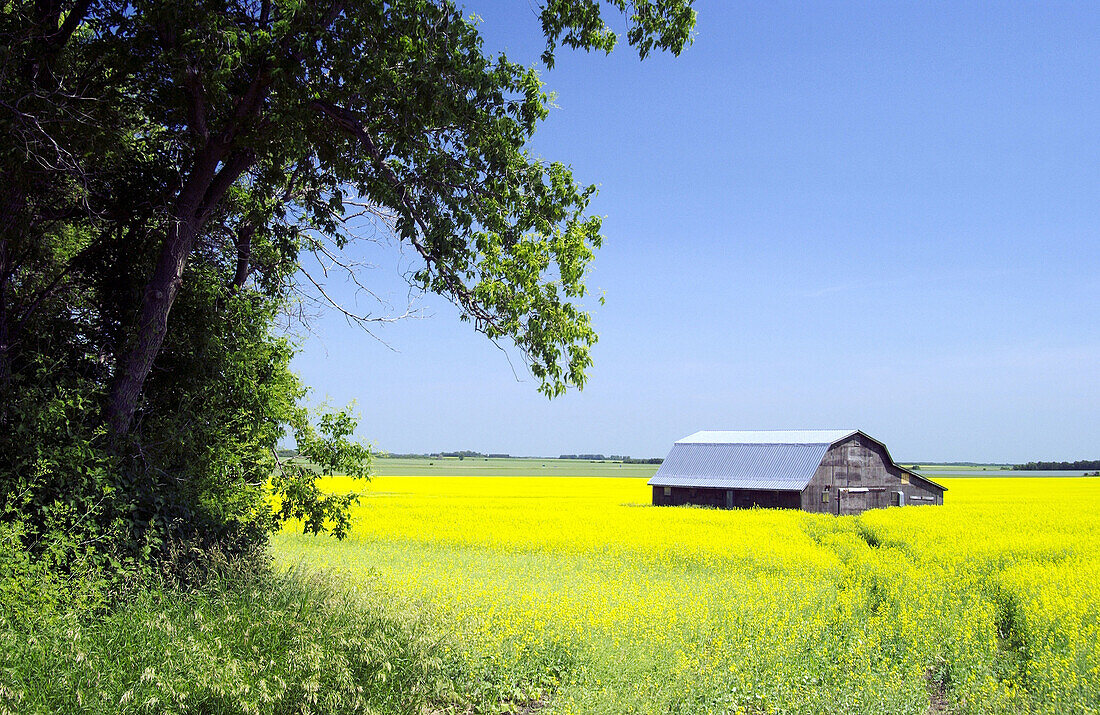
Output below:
[725,490,734,509]
[843,491,869,515]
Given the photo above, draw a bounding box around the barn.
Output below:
[649,430,945,514]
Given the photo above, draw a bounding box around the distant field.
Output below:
[275,474,1100,714]
[907,464,1097,478]
[371,457,1098,479]
[371,456,660,478]
[902,463,1009,471]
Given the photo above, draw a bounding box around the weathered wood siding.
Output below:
[799,433,944,514]
[652,486,800,510]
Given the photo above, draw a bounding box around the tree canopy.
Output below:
[0,0,695,565]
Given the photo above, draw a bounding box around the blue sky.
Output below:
[291,1,1100,462]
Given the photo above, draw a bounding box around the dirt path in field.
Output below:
[516,698,550,714]
[926,671,949,714]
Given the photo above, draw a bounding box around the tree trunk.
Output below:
[230,221,256,290]
[105,219,195,436]
[0,238,10,387]
[106,148,254,437]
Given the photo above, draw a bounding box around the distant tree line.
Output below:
[560,453,617,460]
[377,451,665,463]
[385,451,514,459]
[908,462,1013,468]
[378,451,664,463]
[1013,460,1100,471]
[558,454,663,464]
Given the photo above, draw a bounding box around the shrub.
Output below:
[0,554,458,714]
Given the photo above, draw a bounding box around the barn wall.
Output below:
[801,460,835,514]
[800,433,944,513]
[652,486,800,510]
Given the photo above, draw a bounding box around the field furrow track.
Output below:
[276,475,1100,715]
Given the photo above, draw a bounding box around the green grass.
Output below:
[0,539,540,715]
[2,565,415,714]
[377,457,1020,479]
[902,464,1011,472]
[10,458,1088,715]
[372,456,660,478]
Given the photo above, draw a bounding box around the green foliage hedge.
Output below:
[0,530,537,715]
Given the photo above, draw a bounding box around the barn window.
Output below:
[663,487,671,496]
[822,485,830,503]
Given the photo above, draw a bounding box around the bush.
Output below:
[0,552,457,714]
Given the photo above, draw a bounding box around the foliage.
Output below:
[277,476,1100,714]
[539,0,696,68]
[1013,460,1100,471]
[0,521,79,627]
[0,0,696,568]
[273,409,373,539]
[0,550,536,715]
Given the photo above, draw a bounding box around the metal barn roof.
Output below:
[649,429,948,494]
[676,430,858,445]
[648,442,831,490]
[649,430,861,491]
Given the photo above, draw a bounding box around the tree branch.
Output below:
[309,99,507,337]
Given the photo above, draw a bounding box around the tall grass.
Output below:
[0,531,524,714]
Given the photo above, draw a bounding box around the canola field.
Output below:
[272,477,1100,715]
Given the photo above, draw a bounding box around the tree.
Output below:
[0,0,696,564]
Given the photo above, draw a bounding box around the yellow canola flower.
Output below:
[275,475,1100,715]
